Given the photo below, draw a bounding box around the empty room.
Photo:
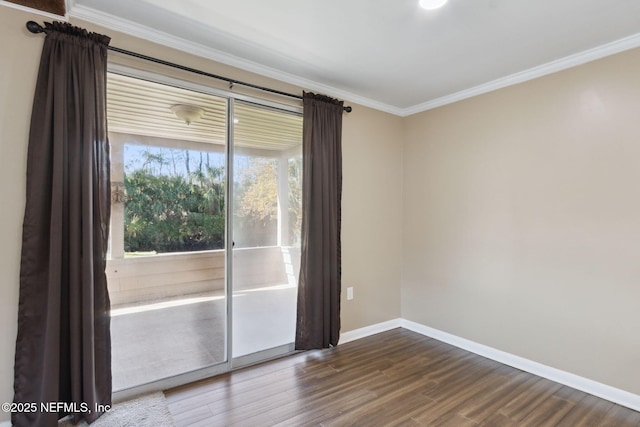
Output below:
[1,0,640,426]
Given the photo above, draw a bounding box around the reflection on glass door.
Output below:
[106,72,228,391]
[231,101,303,362]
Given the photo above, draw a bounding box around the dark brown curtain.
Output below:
[13,22,112,427]
[295,92,343,350]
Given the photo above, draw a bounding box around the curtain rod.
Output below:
[25,20,353,113]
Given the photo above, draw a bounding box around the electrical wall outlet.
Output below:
[347,287,354,300]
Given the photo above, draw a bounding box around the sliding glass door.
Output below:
[106,69,302,394]
[231,101,303,365]
[106,72,230,392]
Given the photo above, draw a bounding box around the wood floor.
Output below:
[165,328,640,426]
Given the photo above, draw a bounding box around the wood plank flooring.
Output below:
[165,328,640,426]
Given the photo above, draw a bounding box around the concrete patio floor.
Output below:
[110,284,297,391]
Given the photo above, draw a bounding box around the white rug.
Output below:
[59,392,175,427]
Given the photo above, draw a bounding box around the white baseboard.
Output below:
[339,318,402,344]
[339,318,640,412]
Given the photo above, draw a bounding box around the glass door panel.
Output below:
[231,101,303,361]
[106,72,229,391]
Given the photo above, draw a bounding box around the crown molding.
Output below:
[399,31,640,117]
[67,3,640,118]
[67,3,404,116]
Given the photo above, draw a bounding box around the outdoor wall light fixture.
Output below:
[419,0,448,10]
[170,104,205,125]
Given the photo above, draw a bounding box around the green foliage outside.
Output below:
[232,156,302,248]
[124,145,302,254]
[233,158,278,247]
[287,157,303,246]
[124,148,225,253]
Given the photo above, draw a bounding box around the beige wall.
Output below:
[342,107,404,330]
[402,47,640,395]
[0,7,403,421]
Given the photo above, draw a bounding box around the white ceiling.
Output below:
[69,0,640,116]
